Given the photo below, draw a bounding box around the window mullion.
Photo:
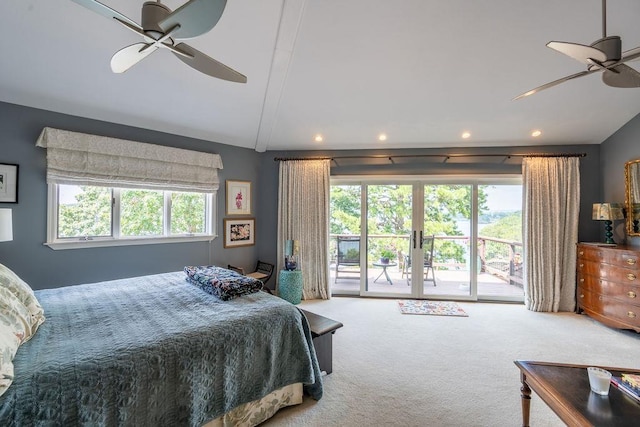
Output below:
[112,188,121,239]
[165,192,171,236]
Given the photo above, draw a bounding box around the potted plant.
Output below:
[379,249,396,264]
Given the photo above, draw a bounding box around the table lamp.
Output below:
[0,209,13,242]
[592,203,624,244]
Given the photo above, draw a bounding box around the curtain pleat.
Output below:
[35,127,223,193]
[523,157,580,312]
[278,160,330,300]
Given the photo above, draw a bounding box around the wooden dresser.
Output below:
[576,243,640,332]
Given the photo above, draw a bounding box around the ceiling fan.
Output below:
[514,0,640,100]
[71,0,246,83]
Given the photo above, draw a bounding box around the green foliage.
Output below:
[171,192,206,234]
[379,248,397,260]
[58,186,112,237]
[330,184,490,266]
[58,185,207,239]
[480,212,522,242]
[120,189,163,236]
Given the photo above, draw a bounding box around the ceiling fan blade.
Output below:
[110,43,158,73]
[70,0,141,30]
[622,46,640,63]
[172,43,246,83]
[602,64,640,88]
[513,70,595,100]
[159,0,227,40]
[547,41,607,64]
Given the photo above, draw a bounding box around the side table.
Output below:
[278,269,303,304]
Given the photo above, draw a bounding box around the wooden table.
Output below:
[514,360,640,427]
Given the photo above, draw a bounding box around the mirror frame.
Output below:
[625,159,640,236]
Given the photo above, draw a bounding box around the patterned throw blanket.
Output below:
[184,265,263,300]
[0,272,322,426]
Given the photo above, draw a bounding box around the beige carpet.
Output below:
[264,297,640,427]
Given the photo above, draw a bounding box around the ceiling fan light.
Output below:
[531,130,542,137]
[461,131,471,139]
[378,133,387,141]
[314,134,323,142]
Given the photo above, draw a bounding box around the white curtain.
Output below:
[523,157,580,312]
[278,160,331,300]
[36,127,223,192]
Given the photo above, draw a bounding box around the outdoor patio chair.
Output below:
[335,236,360,283]
[402,234,436,286]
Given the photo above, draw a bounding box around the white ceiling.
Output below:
[3,0,640,152]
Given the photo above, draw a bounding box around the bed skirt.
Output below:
[203,383,302,427]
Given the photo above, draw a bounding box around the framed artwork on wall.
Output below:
[223,218,255,248]
[0,163,18,203]
[226,180,251,215]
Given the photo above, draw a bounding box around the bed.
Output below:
[0,265,322,426]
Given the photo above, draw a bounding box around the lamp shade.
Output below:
[592,203,624,221]
[0,209,13,242]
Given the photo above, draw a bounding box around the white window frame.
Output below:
[45,184,217,250]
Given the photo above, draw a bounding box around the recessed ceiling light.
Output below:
[531,130,542,137]
[378,133,387,141]
[461,131,471,139]
[314,134,323,142]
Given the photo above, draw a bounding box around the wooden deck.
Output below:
[330,263,524,299]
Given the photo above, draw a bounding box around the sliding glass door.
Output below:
[330,177,523,302]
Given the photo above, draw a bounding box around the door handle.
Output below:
[412,230,416,249]
[419,231,423,249]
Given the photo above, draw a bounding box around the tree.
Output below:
[58,185,207,238]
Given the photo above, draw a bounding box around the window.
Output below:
[48,184,215,249]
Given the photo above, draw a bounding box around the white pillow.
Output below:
[0,263,45,336]
[0,287,31,397]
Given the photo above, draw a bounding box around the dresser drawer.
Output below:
[578,245,640,269]
[578,277,640,303]
[579,288,640,329]
[577,260,640,285]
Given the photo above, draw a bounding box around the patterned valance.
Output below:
[36,127,223,193]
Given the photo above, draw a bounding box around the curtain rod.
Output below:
[274,153,586,162]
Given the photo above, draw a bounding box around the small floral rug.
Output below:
[397,300,468,317]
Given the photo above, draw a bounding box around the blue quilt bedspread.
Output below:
[0,272,322,426]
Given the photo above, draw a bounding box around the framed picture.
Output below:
[0,163,18,203]
[223,218,255,248]
[226,180,251,215]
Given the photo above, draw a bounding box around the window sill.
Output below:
[45,234,217,250]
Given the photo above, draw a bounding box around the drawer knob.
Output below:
[579,263,584,268]
[580,278,584,283]
[579,251,584,256]
[627,273,637,281]
[628,311,637,319]
[627,258,637,266]
[628,291,637,299]
[579,294,584,299]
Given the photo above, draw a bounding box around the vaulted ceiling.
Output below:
[3,0,640,152]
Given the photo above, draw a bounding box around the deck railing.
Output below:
[330,234,523,287]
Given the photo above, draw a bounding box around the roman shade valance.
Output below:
[36,127,223,193]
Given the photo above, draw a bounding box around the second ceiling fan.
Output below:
[514,0,640,100]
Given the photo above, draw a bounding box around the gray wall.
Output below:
[0,102,267,289]
[601,112,640,245]
[0,100,606,289]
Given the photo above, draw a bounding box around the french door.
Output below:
[330,176,523,302]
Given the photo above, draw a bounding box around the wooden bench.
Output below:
[300,309,343,375]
